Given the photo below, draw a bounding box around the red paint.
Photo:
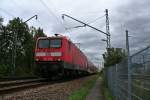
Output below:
[35,35,97,73]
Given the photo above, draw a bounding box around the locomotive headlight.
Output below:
[36,52,46,56]
[51,52,62,56]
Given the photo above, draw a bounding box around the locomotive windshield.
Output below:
[38,39,49,48]
[38,39,61,48]
[50,39,61,48]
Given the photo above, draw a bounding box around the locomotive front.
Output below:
[35,36,64,77]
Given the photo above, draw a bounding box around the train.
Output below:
[34,34,97,78]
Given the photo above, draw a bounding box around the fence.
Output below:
[106,45,150,100]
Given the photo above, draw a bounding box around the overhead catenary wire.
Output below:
[86,15,105,25]
[0,8,15,18]
[62,16,85,32]
[11,0,27,13]
[128,31,150,49]
[125,30,150,44]
[39,0,65,30]
[10,0,40,27]
[62,14,108,36]
[63,14,105,31]
[36,19,45,28]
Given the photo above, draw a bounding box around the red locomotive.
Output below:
[34,34,97,77]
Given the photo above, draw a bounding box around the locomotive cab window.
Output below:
[38,39,49,48]
[50,39,61,48]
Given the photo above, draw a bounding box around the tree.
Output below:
[0,17,11,64]
[103,48,126,67]
[33,27,46,41]
[0,17,47,77]
[6,17,30,67]
[0,17,35,76]
[0,17,3,25]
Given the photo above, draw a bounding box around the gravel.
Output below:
[0,75,96,100]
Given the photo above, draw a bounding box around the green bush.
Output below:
[68,75,98,100]
[0,64,35,78]
[0,64,12,77]
[15,66,34,77]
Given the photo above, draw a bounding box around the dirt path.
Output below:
[86,77,105,100]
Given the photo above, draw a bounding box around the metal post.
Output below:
[105,9,110,48]
[142,55,145,70]
[126,30,131,100]
[115,64,118,100]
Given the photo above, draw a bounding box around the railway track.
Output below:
[0,75,97,100]
[0,75,93,95]
[0,78,48,94]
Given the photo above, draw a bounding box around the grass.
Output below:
[101,71,113,100]
[103,87,113,100]
[68,75,98,100]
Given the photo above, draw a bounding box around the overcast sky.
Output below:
[1,0,150,68]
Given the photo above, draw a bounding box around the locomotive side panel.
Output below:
[34,36,97,78]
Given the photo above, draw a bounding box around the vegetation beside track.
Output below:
[0,64,36,78]
[101,70,113,100]
[101,47,126,100]
[0,17,46,78]
[102,81,113,100]
[68,75,98,100]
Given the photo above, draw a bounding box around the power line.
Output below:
[11,0,26,12]
[0,8,15,17]
[62,14,109,35]
[87,15,105,25]
[11,0,45,29]
[63,15,105,31]
[37,19,45,28]
[39,0,65,30]
[128,31,150,47]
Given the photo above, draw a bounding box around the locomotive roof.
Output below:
[37,35,68,40]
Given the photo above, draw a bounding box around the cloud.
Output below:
[110,0,150,54]
[1,0,150,67]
